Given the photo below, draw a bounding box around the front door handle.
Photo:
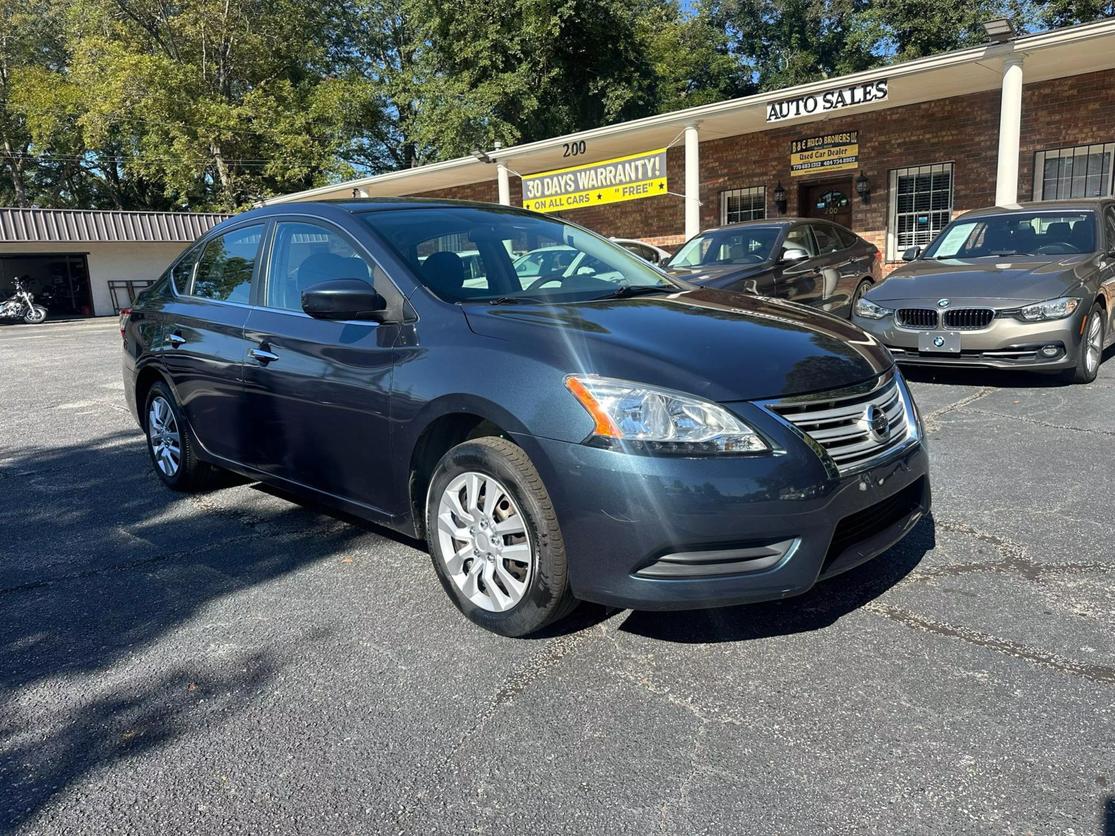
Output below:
[249,347,280,364]
[165,333,186,347]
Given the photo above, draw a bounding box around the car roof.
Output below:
[959,198,1114,219]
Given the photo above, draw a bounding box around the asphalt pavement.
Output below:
[0,318,1112,835]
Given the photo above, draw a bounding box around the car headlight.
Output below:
[565,375,768,454]
[854,297,892,320]
[1018,297,1080,321]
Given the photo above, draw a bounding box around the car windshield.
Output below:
[360,207,679,303]
[923,211,1097,259]
[667,226,781,268]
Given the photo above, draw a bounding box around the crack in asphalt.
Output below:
[966,406,1115,438]
[864,602,1115,685]
[921,386,994,433]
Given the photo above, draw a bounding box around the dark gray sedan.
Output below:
[853,199,1115,384]
[665,218,882,317]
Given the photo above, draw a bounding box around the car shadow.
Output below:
[0,432,373,830]
[618,514,935,644]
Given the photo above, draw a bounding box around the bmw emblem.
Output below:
[865,404,890,442]
[937,298,951,308]
[933,336,946,348]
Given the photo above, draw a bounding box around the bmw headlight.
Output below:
[565,375,768,455]
[1018,297,1080,321]
[854,297,892,320]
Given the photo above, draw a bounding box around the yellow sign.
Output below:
[790,131,859,177]
[522,148,668,213]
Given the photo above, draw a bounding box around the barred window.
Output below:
[1033,143,1115,200]
[888,163,953,260]
[720,187,766,225]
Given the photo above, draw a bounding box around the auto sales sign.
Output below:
[766,80,888,123]
[521,148,667,213]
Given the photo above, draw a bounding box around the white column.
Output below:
[497,160,511,206]
[684,123,701,241]
[995,55,1024,206]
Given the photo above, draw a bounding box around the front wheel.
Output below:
[848,280,872,319]
[426,437,577,637]
[23,305,46,324]
[1064,303,1105,384]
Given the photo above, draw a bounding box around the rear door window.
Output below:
[170,247,202,295]
[192,225,265,303]
[810,223,842,254]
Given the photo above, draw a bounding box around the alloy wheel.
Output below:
[1085,314,1103,375]
[148,396,182,477]
[436,471,533,612]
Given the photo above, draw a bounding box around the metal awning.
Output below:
[0,208,230,244]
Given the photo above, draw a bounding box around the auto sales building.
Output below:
[268,19,1115,270]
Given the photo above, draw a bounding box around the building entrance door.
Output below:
[800,180,854,229]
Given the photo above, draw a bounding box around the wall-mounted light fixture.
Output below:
[773,182,787,214]
[855,172,872,204]
[982,17,1015,43]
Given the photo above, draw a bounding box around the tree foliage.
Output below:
[0,0,1110,210]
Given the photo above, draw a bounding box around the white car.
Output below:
[610,238,672,265]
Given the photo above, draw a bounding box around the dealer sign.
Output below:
[767,80,887,123]
[790,130,860,177]
[522,148,667,213]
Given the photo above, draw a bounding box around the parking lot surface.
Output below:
[1,318,1113,834]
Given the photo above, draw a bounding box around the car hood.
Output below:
[665,262,769,287]
[462,288,890,402]
[870,255,1095,307]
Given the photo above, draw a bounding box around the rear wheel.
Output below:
[23,305,46,324]
[426,437,577,637]
[144,382,213,491]
[1065,303,1105,384]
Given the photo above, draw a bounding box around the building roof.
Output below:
[263,17,1115,205]
[0,208,231,244]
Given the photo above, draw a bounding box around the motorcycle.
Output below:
[0,276,48,324]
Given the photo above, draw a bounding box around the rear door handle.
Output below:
[165,333,186,347]
[249,347,280,364]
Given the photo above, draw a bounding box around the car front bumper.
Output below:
[853,307,1087,370]
[511,404,930,611]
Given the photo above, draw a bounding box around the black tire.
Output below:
[849,280,872,319]
[23,305,46,324]
[425,436,577,637]
[1064,302,1105,384]
[143,381,213,491]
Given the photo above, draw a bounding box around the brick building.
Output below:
[267,19,1115,271]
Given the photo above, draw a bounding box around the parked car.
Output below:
[664,218,881,317]
[610,237,672,265]
[122,199,929,637]
[853,199,1115,383]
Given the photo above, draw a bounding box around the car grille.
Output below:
[822,477,926,575]
[943,308,994,329]
[896,308,939,328]
[766,374,914,475]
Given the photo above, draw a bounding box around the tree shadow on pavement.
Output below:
[618,515,935,644]
[0,432,378,831]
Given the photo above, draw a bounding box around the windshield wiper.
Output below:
[486,295,546,305]
[603,284,673,299]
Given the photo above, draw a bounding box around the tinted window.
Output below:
[267,222,371,311]
[361,207,675,303]
[193,225,264,302]
[835,226,859,249]
[924,212,1097,258]
[810,224,842,254]
[170,247,201,295]
[783,225,816,257]
[668,227,780,267]
[1106,207,1115,250]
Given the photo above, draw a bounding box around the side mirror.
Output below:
[301,279,387,321]
[781,247,810,264]
[901,246,922,262]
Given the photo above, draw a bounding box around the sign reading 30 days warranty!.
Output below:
[522,148,667,213]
